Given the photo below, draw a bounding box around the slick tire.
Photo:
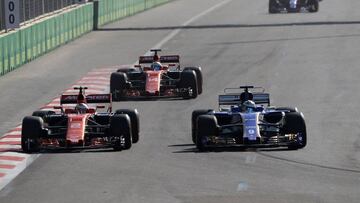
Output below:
[32,110,56,122]
[110,72,128,101]
[282,112,307,150]
[191,109,214,144]
[21,116,43,153]
[275,107,298,112]
[115,109,140,143]
[196,115,218,152]
[268,0,277,13]
[180,70,198,99]
[110,114,132,150]
[184,67,203,95]
[264,112,285,124]
[117,67,136,73]
[308,0,319,12]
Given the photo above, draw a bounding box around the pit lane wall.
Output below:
[0,0,171,76]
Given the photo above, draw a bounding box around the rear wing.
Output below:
[139,55,180,64]
[219,93,270,105]
[60,94,112,105]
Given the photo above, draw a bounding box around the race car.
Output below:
[269,0,321,13]
[191,86,307,151]
[110,49,203,100]
[21,86,139,153]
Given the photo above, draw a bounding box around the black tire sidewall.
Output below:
[115,109,139,143]
[110,72,128,100]
[191,109,214,144]
[21,116,43,152]
[196,115,218,151]
[180,70,198,99]
[183,67,203,95]
[283,112,307,149]
[110,114,132,150]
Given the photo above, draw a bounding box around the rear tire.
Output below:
[282,112,307,150]
[32,110,56,122]
[275,107,298,112]
[115,109,140,143]
[110,72,128,101]
[264,112,285,124]
[21,116,43,153]
[117,67,136,73]
[180,70,198,99]
[184,67,203,95]
[110,115,132,150]
[32,110,56,117]
[191,109,214,144]
[196,115,218,152]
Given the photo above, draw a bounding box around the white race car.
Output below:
[269,0,321,13]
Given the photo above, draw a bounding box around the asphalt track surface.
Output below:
[1,0,360,202]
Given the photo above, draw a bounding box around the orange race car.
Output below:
[21,87,139,153]
[110,49,203,100]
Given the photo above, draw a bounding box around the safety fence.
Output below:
[0,0,79,31]
[97,0,170,26]
[0,3,93,76]
[0,0,171,76]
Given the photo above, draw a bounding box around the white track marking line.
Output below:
[245,154,257,164]
[0,138,20,142]
[0,145,20,149]
[0,154,40,191]
[2,131,21,136]
[145,0,233,56]
[237,181,249,191]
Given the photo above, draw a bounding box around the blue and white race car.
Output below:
[269,0,321,13]
[191,86,307,151]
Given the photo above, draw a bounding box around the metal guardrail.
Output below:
[0,0,79,31]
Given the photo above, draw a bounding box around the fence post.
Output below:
[93,0,99,30]
[0,37,3,75]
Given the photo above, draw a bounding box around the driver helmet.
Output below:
[151,61,162,71]
[75,103,89,114]
[241,100,256,113]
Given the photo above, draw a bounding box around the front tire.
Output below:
[269,0,278,13]
[21,116,43,153]
[180,70,198,99]
[196,115,218,152]
[308,0,319,12]
[115,109,140,143]
[184,67,203,95]
[282,112,307,150]
[110,115,132,150]
[191,109,214,144]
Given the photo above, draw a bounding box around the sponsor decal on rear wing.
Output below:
[138,55,180,64]
[219,93,270,105]
[61,94,112,104]
[160,55,180,63]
